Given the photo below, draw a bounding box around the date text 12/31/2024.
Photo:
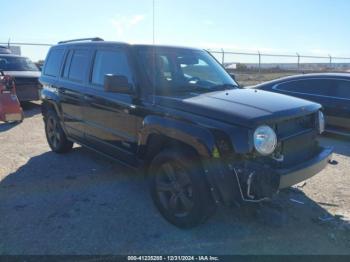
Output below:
[127,256,220,261]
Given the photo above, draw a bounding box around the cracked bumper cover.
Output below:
[204,146,333,204]
[277,146,333,189]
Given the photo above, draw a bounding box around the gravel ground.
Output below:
[0,102,349,255]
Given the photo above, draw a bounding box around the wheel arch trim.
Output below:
[139,115,216,158]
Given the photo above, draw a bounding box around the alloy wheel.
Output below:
[46,116,61,149]
[155,162,194,217]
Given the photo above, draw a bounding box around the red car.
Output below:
[0,71,23,122]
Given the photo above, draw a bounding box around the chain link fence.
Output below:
[0,41,52,70]
[2,42,350,87]
[208,49,350,86]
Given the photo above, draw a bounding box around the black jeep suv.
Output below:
[40,38,333,228]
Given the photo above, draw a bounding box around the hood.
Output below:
[157,89,321,128]
[3,71,40,78]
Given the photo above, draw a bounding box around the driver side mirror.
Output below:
[229,73,236,81]
[104,74,132,94]
[228,73,243,88]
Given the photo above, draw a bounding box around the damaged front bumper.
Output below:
[278,146,333,189]
[204,146,333,205]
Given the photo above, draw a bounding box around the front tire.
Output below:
[44,109,73,153]
[149,148,216,228]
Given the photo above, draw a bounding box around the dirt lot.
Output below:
[234,72,296,87]
[0,102,349,255]
[232,71,346,87]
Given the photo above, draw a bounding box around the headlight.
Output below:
[253,125,277,156]
[318,111,325,134]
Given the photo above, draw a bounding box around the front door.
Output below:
[82,47,139,165]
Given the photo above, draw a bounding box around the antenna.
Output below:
[152,0,155,45]
[152,0,156,105]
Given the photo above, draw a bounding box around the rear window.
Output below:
[276,79,332,96]
[44,49,64,77]
[332,80,350,99]
[62,50,73,79]
[0,56,39,72]
[68,50,89,82]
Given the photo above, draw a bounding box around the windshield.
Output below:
[0,56,39,71]
[137,48,238,95]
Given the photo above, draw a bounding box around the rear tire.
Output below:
[44,109,73,153]
[149,148,216,228]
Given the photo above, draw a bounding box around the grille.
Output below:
[14,77,41,101]
[276,113,316,139]
[276,113,318,168]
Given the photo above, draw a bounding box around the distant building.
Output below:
[9,46,21,55]
[226,63,237,69]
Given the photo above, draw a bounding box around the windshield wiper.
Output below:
[212,83,238,90]
[173,85,211,93]
[163,83,238,94]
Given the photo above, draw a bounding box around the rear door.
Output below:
[327,79,350,130]
[82,46,139,165]
[57,48,92,140]
[41,48,66,120]
[274,78,332,102]
[274,78,333,118]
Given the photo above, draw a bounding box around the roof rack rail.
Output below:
[58,37,104,44]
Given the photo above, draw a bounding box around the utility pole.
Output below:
[296,53,300,72]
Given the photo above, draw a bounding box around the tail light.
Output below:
[0,74,15,93]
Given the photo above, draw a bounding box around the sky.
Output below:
[1,0,350,62]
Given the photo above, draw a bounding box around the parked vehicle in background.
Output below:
[0,46,12,54]
[0,54,41,101]
[0,71,23,122]
[40,38,332,228]
[253,73,350,136]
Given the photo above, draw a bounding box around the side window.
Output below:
[44,49,64,77]
[68,50,89,82]
[91,49,133,87]
[180,57,221,84]
[62,50,73,79]
[276,79,332,96]
[157,55,172,81]
[332,80,350,99]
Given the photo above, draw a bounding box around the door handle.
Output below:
[83,94,94,102]
[57,87,67,95]
[338,105,348,110]
[123,104,136,114]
